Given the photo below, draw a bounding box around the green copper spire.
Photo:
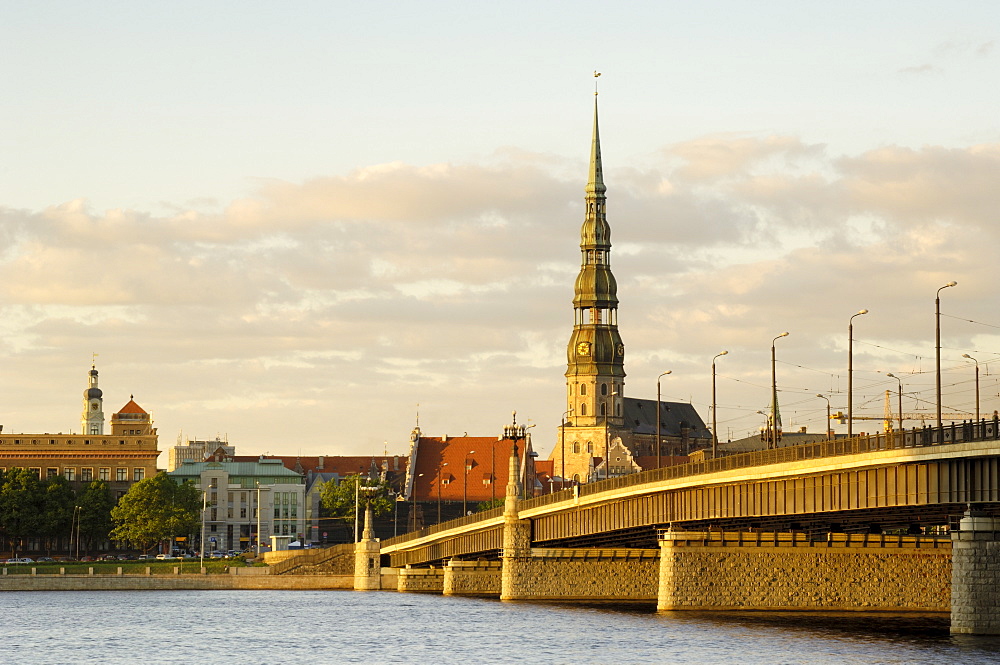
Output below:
[565,80,625,428]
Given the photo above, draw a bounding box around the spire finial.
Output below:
[91,352,98,369]
[594,70,601,95]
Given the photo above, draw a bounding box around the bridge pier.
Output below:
[443,560,502,597]
[353,505,381,590]
[658,530,950,612]
[950,510,1000,634]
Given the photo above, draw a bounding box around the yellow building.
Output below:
[0,365,161,500]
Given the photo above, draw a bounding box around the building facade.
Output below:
[0,366,160,500]
[167,458,306,553]
[167,436,235,471]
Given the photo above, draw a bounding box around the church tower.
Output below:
[565,87,625,428]
[81,364,105,435]
[555,81,628,483]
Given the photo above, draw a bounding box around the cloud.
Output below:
[2,136,999,454]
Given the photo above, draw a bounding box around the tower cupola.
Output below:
[82,363,105,435]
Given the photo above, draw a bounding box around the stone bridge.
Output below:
[339,421,1000,634]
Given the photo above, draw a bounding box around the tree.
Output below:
[0,468,45,556]
[320,474,393,524]
[39,475,76,555]
[77,480,115,555]
[110,473,201,552]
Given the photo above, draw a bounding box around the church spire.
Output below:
[565,77,625,428]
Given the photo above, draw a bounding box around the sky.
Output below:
[2,1,1000,460]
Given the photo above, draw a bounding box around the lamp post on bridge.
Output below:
[886,373,904,433]
[770,332,789,450]
[559,408,573,490]
[411,473,423,531]
[437,463,448,524]
[848,309,869,439]
[963,354,981,423]
[816,394,832,441]
[936,281,957,429]
[656,372,671,469]
[463,451,476,516]
[712,352,728,459]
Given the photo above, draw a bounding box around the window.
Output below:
[46,468,58,479]
[116,468,127,481]
[572,442,580,454]
[64,468,76,481]
[99,468,110,481]
[601,402,606,416]
[89,425,100,434]
[580,403,587,416]
[580,384,587,396]
[601,383,607,396]
[442,478,451,485]
[82,468,93,482]
[133,468,144,482]
[28,467,41,479]
[586,442,593,453]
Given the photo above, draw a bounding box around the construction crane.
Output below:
[831,391,972,432]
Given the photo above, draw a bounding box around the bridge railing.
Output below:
[380,506,504,548]
[386,418,998,547]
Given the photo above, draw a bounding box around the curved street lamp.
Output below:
[936,281,957,429]
[886,373,903,433]
[962,354,980,423]
[770,333,789,450]
[848,309,869,438]
[656,371,672,469]
[816,394,832,441]
[559,408,573,490]
[712,352,728,458]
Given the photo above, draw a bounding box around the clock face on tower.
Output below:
[616,344,624,356]
[576,341,592,356]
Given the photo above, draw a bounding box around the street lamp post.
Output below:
[463,451,476,516]
[886,373,904,433]
[656,372,672,469]
[816,394,832,441]
[848,309,869,438]
[963,354,981,423]
[437,463,448,523]
[604,390,618,481]
[712,352,728,458]
[559,408,573,490]
[411,473,424,531]
[937,281,957,429]
[770,332,789,450]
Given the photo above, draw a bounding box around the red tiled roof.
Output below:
[116,399,147,415]
[411,436,530,503]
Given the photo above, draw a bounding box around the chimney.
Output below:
[318,455,324,470]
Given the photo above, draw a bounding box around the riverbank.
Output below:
[0,571,353,591]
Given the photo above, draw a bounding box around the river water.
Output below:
[4,590,1000,664]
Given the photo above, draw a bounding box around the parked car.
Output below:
[137,554,150,560]
[155,554,177,560]
[5,558,33,564]
[36,557,55,562]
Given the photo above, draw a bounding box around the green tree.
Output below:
[476,498,505,512]
[39,475,76,555]
[0,468,45,556]
[77,480,115,555]
[320,474,393,524]
[110,473,201,552]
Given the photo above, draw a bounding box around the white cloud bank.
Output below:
[1,136,998,456]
